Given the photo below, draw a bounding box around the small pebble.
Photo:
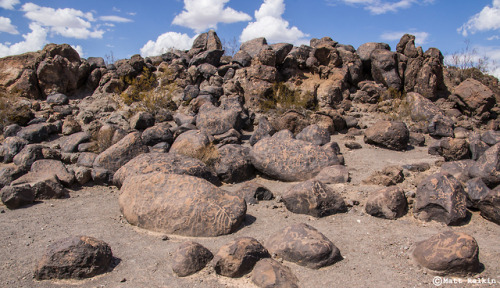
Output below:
[161,235,169,241]
[120,278,127,282]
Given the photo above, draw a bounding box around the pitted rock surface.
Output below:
[196,103,241,136]
[93,132,148,172]
[440,160,475,184]
[119,172,246,237]
[250,137,340,182]
[364,121,409,151]
[172,241,213,277]
[295,124,331,146]
[465,178,490,208]
[213,237,270,278]
[34,235,113,280]
[469,143,500,187]
[478,188,500,225]
[414,172,467,225]
[412,231,480,275]
[113,152,220,188]
[365,186,407,219]
[266,223,342,269]
[282,180,347,217]
[214,144,254,184]
[251,259,299,288]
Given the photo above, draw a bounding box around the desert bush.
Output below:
[222,37,239,57]
[185,143,220,167]
[260,82,317,112]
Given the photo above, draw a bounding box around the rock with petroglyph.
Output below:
[282,180,347,217]
[412,231,480,275]
[214,144,254,184]
[113,152,220,188]
[119,172,246,237]
[469,143,500,187]
[250,136,340,182]
[414,172,467,225]
[266,223,342,269]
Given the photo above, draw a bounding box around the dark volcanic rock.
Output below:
[465,177,490,208]
[93,132,148,172]
[477,188,500,224]
[414,172,467,225]
[266,223,342,269]
[365,186,407,219]
[172,241,213,277]
[296,124,331,146]
[213,237,270,278]
[469,143,500,187]
[11,172,67,200]
[1,185,35,209]
[282,180,347,217]
[214,144,254,184]
[61,132,90,153]
[250,136,340,182]
[251,259,299,288]
[370,49,401,90]
[34,236,113,280]
[363,165,404,186]
[0,136,28,163]
[113,152,220,188]
[196,103,241,136]
[440,160,475,183]
[364,121,409,151]
[118,172,245,237]
[141,123,173,146]
[314,165,349,184]
[30,160,74,187]
[412,231,480,275]
[249,117,275,146]
[237,182,273,204]
[453,78,496,117]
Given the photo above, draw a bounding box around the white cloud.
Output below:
[0,16,18,34]
[0,0,20,10]
[140,32,195,57]
[240,0,309,45]
[22,2,104,39]
[330,0,434,14]
[444,44,500,79]
[380,31,429,45]
[458,0,500,36]
[99,15,133,23]
[71,44,83,57]
[488,35,500,40]
[172,0,251,33]
[0,23,48,57]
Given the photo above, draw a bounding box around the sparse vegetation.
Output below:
[222,37,239,57]
[189,143,220,167]
[120,67,178,115]
[260,82,317,112]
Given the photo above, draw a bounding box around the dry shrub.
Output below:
[190,143,220,167]
[260,82,317,112]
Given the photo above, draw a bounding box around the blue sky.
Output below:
[0,0,499,77]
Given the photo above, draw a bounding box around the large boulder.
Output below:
[172,241,213,277]
[364,121,409,151]
[250,136,340,182]
[93,132,148,172]
[30,160,74,187]
[477,188,500,224]
[169,130,213,159]
[0,136,28,163]
[356,42,390,73]
[10,172,67,200]
[296,124,331,146]
[34,236,113,280]
[370,49,402,90]
[282,180,347,217]
[414,172,467,225]
[453,78,496,117]
[213,237,270,278]
[404,48,445,100]
[412,231,480,275]
[118,172,246,237]
[266,223,342,269]
[113,152,220,188]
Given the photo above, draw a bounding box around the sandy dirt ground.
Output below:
[1,132,499,288]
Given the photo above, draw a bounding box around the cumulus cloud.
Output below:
[173,0,251,33]
[0,23,48,57]
[22,2,104,39]
[0,16,18,34]
[458,0,500,36]
[0,0,20,10]
[329,0,434,14]
[140,32,195,57]
[380,31,429,45]
[99,15,133,23]
[240,0,309,45]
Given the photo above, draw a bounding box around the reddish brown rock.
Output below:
[119,172,246,237]
[364,121,409,151]
[365,186,407,219]
[266,223,342,269]
[34,236,113,280]
[453,78,496,117]
[251,259,299,288]
[213,237,270,278]
[172,241,213,277]
[412,231,480,275]
[93,132,148,172]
